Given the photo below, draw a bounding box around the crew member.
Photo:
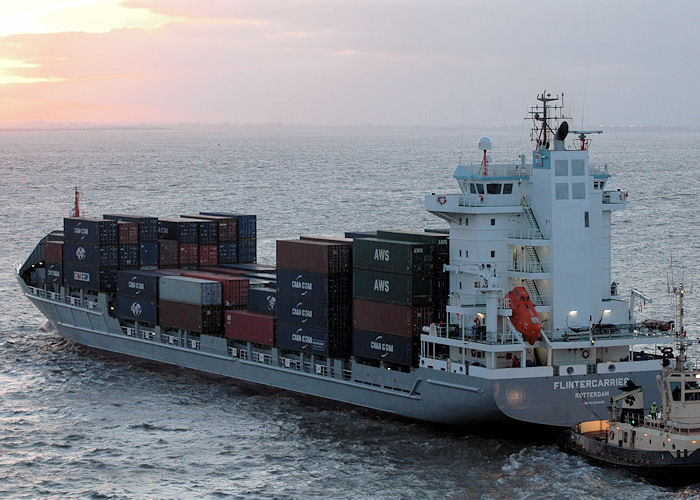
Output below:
[650,402,658,420]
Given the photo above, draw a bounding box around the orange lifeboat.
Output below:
[506,286,541,345]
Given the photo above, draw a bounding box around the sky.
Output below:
[0,0,698,127]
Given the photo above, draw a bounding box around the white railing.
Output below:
[26,285,100,312]
[508,261,548,273]
[603,190,628,204]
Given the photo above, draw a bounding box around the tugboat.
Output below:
[562,275,700,480]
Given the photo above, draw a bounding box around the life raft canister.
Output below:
[505,286,542,345]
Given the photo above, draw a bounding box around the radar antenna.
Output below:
[526,91,570,150]
[570,130,603,151]
[667,258,693,371]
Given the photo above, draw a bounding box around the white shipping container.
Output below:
[159,276,222,306]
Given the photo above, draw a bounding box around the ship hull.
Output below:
[19,277,664,427]
[562,429,700,481]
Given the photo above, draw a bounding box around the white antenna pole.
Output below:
[460,99,464,164]
[581,70,588,129]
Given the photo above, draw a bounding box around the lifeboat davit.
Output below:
[506,286,541,345]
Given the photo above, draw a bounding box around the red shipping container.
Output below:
[225,310,275,346]
[181,271,249,307]
[45,241,64,264]
[277,239,351,274]
[118,222,139,245]
[179,242,198,265]
[159,239,179,268]
[159,299,223,334]
[199,244,218,266]
[353,299,433,337]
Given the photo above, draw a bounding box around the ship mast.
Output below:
[527,91,569,150]
[73,186,80,218]
[668,260,693,370]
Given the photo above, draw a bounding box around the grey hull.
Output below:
[19,279,663,427]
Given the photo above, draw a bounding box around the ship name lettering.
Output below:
[374,249,390,261]
[553,377,629,391]
[374,279,390,292]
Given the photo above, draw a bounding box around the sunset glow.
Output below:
[0,1,697,126]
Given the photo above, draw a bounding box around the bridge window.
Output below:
[503,183,513,194]
[487,184,501,194]
[572,182,586,199]
[555,183,569,200]
[555,160,568,176]
[671,382,682,401]
[572,160,585,176]
[470,183,484,194]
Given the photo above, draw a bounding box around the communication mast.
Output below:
[527,91,570,150]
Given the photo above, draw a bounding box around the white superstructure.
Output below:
[421,92,673,389]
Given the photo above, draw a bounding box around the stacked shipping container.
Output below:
[45,240,63,288]
[103,215,160,270]
[199,212,257,263]
[376,230,450,323]
[276,239,352,357]
[115,270,160,324]
[158,276,223,334]
[63,217,118,292]
[351,238,435,367]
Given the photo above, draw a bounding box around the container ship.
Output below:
[15,92,679,427]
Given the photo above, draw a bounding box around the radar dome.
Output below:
[478,136,492,151]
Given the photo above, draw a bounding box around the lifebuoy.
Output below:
[582,349,590,359]
[437,196,447,205]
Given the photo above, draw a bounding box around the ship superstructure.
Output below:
[15,92,681,427]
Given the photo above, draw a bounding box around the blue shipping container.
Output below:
[116,296,158,324]
[218,241,237,264]
[199,212,257,239]
[277,269,329,302]
[277,296,330,330]
[64,263,116,292]
[238,238,256,263]
[116,270,160,302]
[248,287,277,314]
[157,218,199,243]
[64,217,118,245]
[276,322,329,355]
[46,263,62,285]
[139,242,159,267]
[103,215,159,242]
[118,245,140,269]
[352,329,413,366]
[63,240,117,267]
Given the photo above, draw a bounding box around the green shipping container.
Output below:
[353,269,433,306]
[353,238,434,275]
[376,230,449,269]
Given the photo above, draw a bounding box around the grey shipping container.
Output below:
[353,269,433,306]
[116,296,158,324]
[353,329,414,367]
[159,276,222,306]
[353,238,434,275]
[276,323,330,356]
[247,287,277,314]
[116,270,160,302]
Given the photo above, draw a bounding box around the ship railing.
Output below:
[26,285,100,312]
[508,223,551,240]
[590,164,609,176]
[428,323,520,345]
[508,261,548,273]
[603,190,628,205]
[547,323,677,343]
[640,416,700,434]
